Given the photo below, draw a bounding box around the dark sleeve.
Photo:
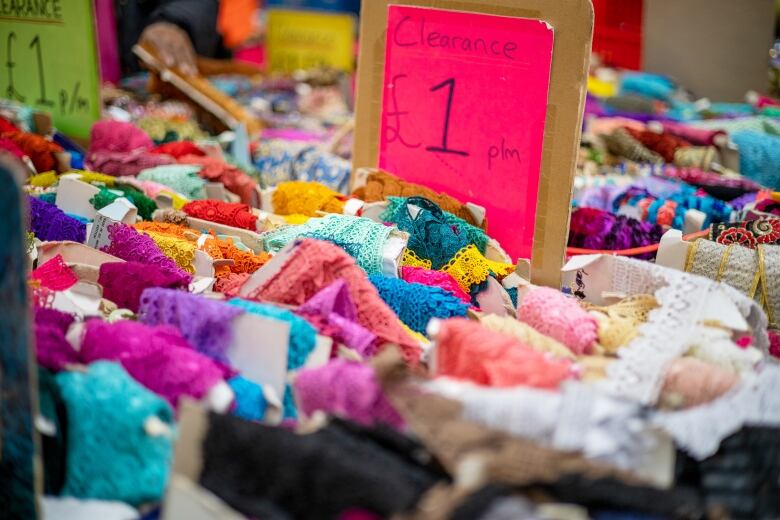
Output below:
[148,0,224,59]
[115,0,227,75]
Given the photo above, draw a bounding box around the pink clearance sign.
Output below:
[378,5,554,261]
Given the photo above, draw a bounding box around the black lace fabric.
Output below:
[199,413,444,519]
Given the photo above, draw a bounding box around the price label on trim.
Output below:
[0,0,100,139]
[378,5,554,260]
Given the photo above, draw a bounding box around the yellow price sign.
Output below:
[267,9,355,73]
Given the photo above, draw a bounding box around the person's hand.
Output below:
[139,22,198,76]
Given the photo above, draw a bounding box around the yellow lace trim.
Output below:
[478,314,575,360]
[283,213,311,225]
[78,171,116,186]
[401,248,432,270]
[272,181,345,217]
[29,171,58,188]
[134,221,195,239]
[160,190,190,210]
[581,294,658,354]
[142,231,196,273]
[441,244,515,293]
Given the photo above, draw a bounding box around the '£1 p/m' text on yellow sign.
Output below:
[267,9,355,73]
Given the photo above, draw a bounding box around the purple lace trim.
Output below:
[100,224,192,284]
[138,288,243,365]
[28,196,87,243]
[297,280,377,357]
[99,261,190,313]
[34,307,78,371]
[81,319,226,408]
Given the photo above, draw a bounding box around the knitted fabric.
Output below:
[100,224,192,283]
[182,199,257,230]
[99,261,190,313]
[28,196,87,243]
[434,318,573,389]
[369,275,469,335]
[137,164,206,200]
[81,320,226,408]
[262,214,392,275]
[139,288,244,364]
[294,360,404,429]
[244,239,421,364]
[272,180,345,216]
[518,287,599,356]
[178,154,258,206]
[90,186,157,221]
[56,361,173,505]
[352,169,483,228]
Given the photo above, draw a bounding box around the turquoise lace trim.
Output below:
[261,214,392,275]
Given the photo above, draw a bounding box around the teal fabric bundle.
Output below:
[732,130,780,189]
[56,362,174,505]
[137,164,206,200]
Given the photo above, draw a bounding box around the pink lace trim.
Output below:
[31,254,78,291]
[244,239,421,364]
[518,287,598,356]
[98,261,190,313]
[400,266,472,305]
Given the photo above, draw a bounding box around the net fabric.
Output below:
[182,199,258,231]
[434,318,573,389]
[100,224,193,284]
[140,231,197,274]
[34,307,78,371]
[297,279,377,358]
[81,319,226,408]
[518,287,599,356]
[28,196,87,243]
[137,164,206,200]
[98,261,190,313]
[294,359,404,429]
[424,377,659,473]
[261,214,393,275]
[352,169,484,228]
[600,256,770,408]
[369,275,469,336]
[56,361,173,505]
[400,266,472,305]
[178,154,257,205]
[477,314,575,360]
[139,288,244,364]
[271,180,345,216]
[31,255,78,292]
[244,239,421,364]
[441,245,515,295]
[89,187,157,221]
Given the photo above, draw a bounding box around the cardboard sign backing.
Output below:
[353,0,594,288]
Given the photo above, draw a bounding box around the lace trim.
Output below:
[272,181,345,216]
[99,261,190,313]
[141,231,196,274]
[28,196,87,243]
[400,266,471,305]
[204,234,271,278]
[100,224,193,284]
[652,366,780,459]
[182,200,258,231]
[601,256,770,406]
[441,244,514,294]
[137,164,205,200]
[31,254,78,291]
[401,248,432,269]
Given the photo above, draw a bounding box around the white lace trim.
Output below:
[599,257,770,405]
[652,365,780,459]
